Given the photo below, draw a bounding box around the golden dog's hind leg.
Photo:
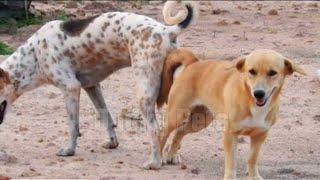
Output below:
[159,106,190,155]
[159,94,194,164]
[165,106,213,164]
[247,133,267,180]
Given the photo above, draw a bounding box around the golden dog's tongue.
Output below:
[256,99,265,106]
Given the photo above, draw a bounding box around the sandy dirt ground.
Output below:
[0,1,319,179]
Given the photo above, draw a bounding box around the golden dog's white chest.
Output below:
[237,106,271,135]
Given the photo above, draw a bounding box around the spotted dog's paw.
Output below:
[143,152,162,170]
[56,148,75,156]
[102,138,119,149]
[143,158,162,170]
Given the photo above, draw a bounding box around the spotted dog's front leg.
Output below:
[51,68,82,156]
[84,84,119,149]
[56,82,81,156]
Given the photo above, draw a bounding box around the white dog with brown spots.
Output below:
[0,1,198,169]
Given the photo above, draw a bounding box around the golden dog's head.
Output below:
[236,49,306,107]
[0,68,14,124]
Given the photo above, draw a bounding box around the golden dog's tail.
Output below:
[157,48,198,108]
[163,1,198,33]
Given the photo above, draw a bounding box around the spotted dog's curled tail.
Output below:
[163,1,198,33]
[157,48,198,108]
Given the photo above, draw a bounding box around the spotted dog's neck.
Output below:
[1,39,41,97]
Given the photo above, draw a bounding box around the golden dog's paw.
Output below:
[248,175,264,180]
[164,154,181,165]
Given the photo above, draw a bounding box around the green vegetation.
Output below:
[0,10,71,34]
[0,10,43,32]
[56,11,68,21]
[0,42,14,55]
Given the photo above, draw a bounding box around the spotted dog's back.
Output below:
[9,9,192,89]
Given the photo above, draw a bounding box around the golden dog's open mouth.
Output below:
[255,87,276,107]
[0,100,7,124]
[256,98,267,106]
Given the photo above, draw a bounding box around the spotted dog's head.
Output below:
[236,49,306,107]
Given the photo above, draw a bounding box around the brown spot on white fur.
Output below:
[102,22,110,31]
[60,15,98,36]
[141,27,153,41]
[152,33,163,49]
[42,39,47,49]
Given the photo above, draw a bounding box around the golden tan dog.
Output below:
[153,49,305,179]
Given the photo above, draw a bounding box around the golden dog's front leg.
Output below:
[223,130,238,180]
[247,133,267,180]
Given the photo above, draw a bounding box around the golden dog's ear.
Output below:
[235,57,246,72]
[0,68,10,84]
[284,59,307,75]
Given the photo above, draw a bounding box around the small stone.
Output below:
[212,9,222,15]
[191,168,200,175]
[57,158,65,162]
[313,115,320,122]
[127,130,137,135]
[73,157,84,162]
[292,171,301,176]
[217,19,228,26]
[233,20,241,25]
[19,126,28,132]
[277,168,294,174]
[268,9,278,16]
[180,164,187,170]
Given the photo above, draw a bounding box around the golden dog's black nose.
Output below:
[254,90,265,99]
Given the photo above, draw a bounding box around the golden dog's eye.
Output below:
[267,70,277,76]
[249,69,257,76]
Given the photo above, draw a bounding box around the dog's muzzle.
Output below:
[0,100,7,124]
[253,88,276,107]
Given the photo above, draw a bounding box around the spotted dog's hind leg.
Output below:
[133,62,163,170]
[84,84,119,149]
